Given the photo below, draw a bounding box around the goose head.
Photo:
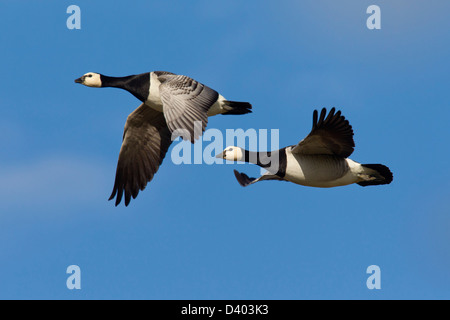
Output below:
[216,146,244,161]
[74,72,102,87]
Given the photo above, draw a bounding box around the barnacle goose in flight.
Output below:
[216,108,393,188]
[75,71,252,206]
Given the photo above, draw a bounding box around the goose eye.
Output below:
[88,74,93,78]
[228,148,233,151]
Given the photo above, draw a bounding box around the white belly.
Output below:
[145,98,164,112]
[284,153,361,188]
[147,72,164,112]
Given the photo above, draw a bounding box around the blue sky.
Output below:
[0,0,449,299]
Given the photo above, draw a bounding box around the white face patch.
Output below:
[81,72,102,87]
[223,146,243,161]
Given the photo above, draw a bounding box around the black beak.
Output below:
[215,151,225,159]
[74,77,83,84]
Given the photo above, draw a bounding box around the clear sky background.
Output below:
[0,0,449,299]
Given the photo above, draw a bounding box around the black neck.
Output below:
[243,148,287,177]
[100,73,150,102]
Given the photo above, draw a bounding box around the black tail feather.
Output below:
[222,101,252,115]
[357,164,393,187]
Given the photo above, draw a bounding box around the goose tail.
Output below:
[221,101,252,115]
[357,164,393,186]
